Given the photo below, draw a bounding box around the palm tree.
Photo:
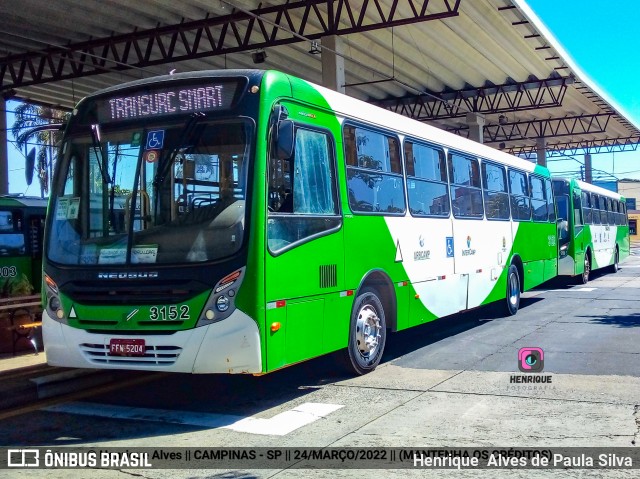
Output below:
[11,102,69,197]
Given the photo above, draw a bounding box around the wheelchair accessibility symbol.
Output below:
[446,237,454,258]
[146,130,165,150]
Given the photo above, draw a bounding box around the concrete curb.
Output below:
[30,369,117,399]
[0,366,117,410]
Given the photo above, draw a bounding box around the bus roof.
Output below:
[285,71,548,176]
[0,195,48,209]
[554,178,624,201]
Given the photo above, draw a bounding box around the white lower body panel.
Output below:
[43,309,262,374]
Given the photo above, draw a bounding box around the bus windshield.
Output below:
[0,210,25,256]
[48,119,252,266]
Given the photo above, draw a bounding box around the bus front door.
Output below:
[264,124,344,371]
[571,189,585,277]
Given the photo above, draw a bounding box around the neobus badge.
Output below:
[98,272,159,279]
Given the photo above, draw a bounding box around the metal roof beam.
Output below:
[0,0,461,91]
[508,137,640,157]
[448,113,612,142]
[371,76,572,120]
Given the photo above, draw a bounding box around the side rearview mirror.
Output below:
[25,148,36,185]
[276,120,294,160]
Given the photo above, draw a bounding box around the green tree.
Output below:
[11,102,69,197]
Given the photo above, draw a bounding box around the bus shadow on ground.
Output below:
[381,297,543,363]
[534,269,612,290]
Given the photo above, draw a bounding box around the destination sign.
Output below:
[94,80,244,123]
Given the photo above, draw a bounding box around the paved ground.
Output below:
[0,251,639,478]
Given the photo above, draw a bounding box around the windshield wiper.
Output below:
[152,112,205,190]
[108,143,121,233]
[151,112,204,222]
[90,124,111,185]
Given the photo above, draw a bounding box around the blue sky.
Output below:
[526,0,640,182]
[4,0,640,195]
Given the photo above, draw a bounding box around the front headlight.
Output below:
[44,273,65,321]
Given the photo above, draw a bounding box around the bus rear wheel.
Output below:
[610,248,620,273]
[504,264,520,316]
[579,253,590,284]
[341,288,387,375]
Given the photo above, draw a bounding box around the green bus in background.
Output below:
[0,195,47,295]
[42,70,559,375]
[553,178,629,284]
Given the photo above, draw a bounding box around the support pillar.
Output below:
[536,137,547,167]
[584,153,592,184]
[0,98,8,195]
[321,36,345,94]
[465,112,485,143]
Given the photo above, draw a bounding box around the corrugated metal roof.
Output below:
[1,0,637,157]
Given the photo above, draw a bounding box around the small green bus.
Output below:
[0,195,47,295]
[552,178,629,283]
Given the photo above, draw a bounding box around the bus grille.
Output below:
[79,343,182,366]
[64,280,206,305]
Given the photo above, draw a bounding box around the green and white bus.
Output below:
[0,195,47,295]
[43,70,558,375]
[552,178,629,284]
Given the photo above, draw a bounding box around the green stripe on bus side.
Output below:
[482,220,557,306]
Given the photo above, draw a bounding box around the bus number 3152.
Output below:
[149,305,190,321]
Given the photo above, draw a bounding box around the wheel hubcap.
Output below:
[355,304,381,358]
[508,273,519,306]
[584,258,590,280]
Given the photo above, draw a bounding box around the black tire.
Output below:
[578,252,590,284]
[610,248,620,273]
[341,288,387,375]
[504,264,521,316]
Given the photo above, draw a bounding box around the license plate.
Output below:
[109,338,146,356]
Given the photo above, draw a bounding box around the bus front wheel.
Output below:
[342,288,387,375]
[504,264,521,316]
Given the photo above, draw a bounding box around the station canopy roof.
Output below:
[1,0,639,159]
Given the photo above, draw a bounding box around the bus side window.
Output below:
[582,191,592,224]
[544,178,555,222]
[345,125,405,215]
[0,210,25,257]
[607,198,615,225]
[267,126,341,253]
[448,152,483,218]
[482,161,509,220]
[530,175,547,222]
[597,195,606,225]
[0,211,13,231]
[573,189,583,227]
[592,194,600,225]
[508,169,530,221]
[404,141,449,217]
[617,201,623,225]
